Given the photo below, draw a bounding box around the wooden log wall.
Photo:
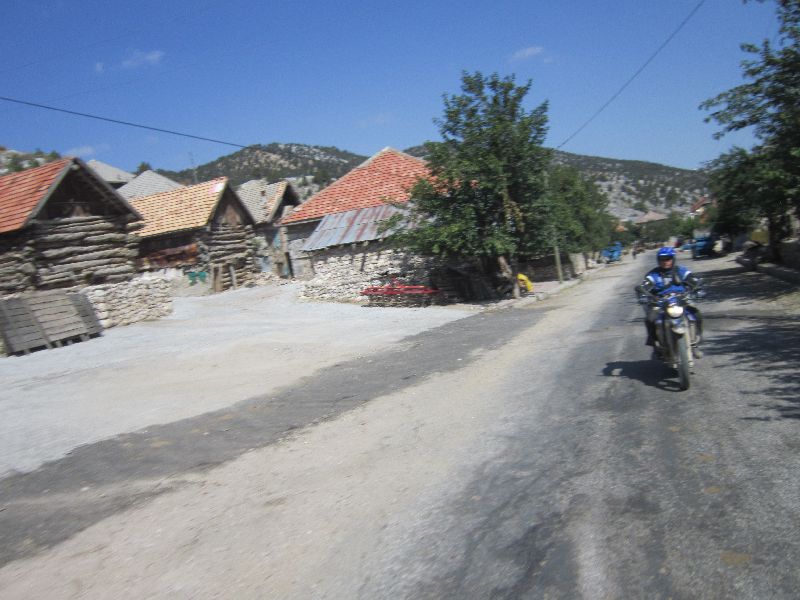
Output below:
[0,233,36,294]
[201,224,256,291]
[30,216,139,290]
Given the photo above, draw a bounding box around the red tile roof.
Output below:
[0,158,71,234]
[280,147,430,225]
[129,177,232,238]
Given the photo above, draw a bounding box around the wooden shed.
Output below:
[236,179,302,276]
[0,157,143,294]
[129,177,257,291]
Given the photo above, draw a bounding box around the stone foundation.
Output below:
[302,242,437,302]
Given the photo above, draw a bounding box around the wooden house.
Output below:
[236,179,301,276]
[129,177,257,291]
[0,157,143,294]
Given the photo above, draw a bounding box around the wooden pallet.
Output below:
[0,291,103,355]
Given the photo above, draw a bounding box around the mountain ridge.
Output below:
[1,142,708,220]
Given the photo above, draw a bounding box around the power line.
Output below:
[557,0,708,150]
[0,95,248,149]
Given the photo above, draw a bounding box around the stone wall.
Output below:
[301,241,437,302]
[0,275,172,356]
[82,276,172,329]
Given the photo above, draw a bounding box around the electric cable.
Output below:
[0,95,248,149]
[556,0,708,150]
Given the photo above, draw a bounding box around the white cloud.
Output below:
[94,62,105,73]
[121,49,165,69]
[511,46,545,61]
[64,143,110,158]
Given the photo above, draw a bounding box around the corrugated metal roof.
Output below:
[303,205,405,251]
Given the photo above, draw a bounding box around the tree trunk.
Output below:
[497,255,520,299]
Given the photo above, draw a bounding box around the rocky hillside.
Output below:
[0,147,61,175]
[551,150,708,221]
[405,144,708,221]
[158,143,366,193]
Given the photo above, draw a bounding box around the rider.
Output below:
[635,247,704,358]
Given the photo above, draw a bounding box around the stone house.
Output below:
[129,177,258,292]
[236,179,302,276]
[279,147,432,290]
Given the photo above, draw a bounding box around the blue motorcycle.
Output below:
[640,284,703,390]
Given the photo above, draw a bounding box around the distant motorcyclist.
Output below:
[635,247,704,357]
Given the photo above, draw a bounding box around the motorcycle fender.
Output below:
[670,318,686,335]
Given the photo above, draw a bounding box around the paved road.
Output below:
[0,254,798,599]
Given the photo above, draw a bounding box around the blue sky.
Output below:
[0,0,780,173]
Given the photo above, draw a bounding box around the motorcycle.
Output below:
[639,284,703,391]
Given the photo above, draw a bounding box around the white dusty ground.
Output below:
[0,270,585,600]
[0,282,479,477]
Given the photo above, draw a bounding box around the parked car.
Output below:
[600,241,624,263]
[691,235,716,259]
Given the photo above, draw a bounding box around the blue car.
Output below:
[691,236,715,259]
[600,241,623,263]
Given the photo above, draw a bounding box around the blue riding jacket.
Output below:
[639,264,700,297]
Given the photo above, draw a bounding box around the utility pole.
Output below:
[189,152,198,185]
[543,170,564,284]
[551,223,564,284]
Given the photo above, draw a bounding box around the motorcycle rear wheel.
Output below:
[677,335,691,390]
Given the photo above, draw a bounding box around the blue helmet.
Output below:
[657,247,676,263]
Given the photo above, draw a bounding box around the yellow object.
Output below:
[516,273,533,292]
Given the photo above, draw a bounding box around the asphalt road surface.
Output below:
[0,253,798,599]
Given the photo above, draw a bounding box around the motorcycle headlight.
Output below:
[666,304,684,318]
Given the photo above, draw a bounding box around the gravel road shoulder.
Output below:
[0,282,478,477]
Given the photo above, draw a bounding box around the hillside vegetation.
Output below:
[158,143,366,191]
[552,150,708,220]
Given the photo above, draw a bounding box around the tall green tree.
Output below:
[708,147,793,253]
[397,72,551,295]
[701,0,800,249]
[545,165,614,254]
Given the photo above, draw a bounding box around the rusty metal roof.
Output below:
[302,204,406,251]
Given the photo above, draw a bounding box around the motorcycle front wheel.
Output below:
[677,335,691,390]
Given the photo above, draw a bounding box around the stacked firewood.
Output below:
[31,216,140,289]
[201,224,256,290]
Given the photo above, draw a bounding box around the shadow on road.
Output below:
[602,360,685,392]
[706,314,800,421]
[699,262,797,304]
